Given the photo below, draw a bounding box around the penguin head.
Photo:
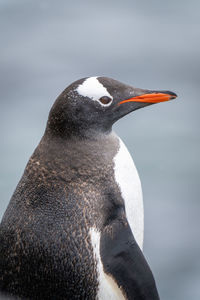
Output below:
[46,76,177,138]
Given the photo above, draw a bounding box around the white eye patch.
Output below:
[76,77,113,106]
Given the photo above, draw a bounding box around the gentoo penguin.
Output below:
[0,76,177,300]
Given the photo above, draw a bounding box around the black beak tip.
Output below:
[155,90,177,100]
[167,91,177,99]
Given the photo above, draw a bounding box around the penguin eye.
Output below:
[99,96,112,105]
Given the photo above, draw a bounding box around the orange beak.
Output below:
[118,92,177,105]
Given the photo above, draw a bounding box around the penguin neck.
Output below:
[45,110,113,141]
[45,122,113,142]
[40,129,119,161]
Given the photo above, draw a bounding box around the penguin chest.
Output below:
[113,137,144,249]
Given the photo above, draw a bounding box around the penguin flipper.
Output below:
[100,220,160,300]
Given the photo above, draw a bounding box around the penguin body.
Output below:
[0,76,176,299]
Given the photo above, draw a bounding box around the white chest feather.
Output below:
[113,137,144,250]
[90,228,125,300]
[89,137,143,300]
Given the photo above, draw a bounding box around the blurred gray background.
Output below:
[0,0,199,299]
